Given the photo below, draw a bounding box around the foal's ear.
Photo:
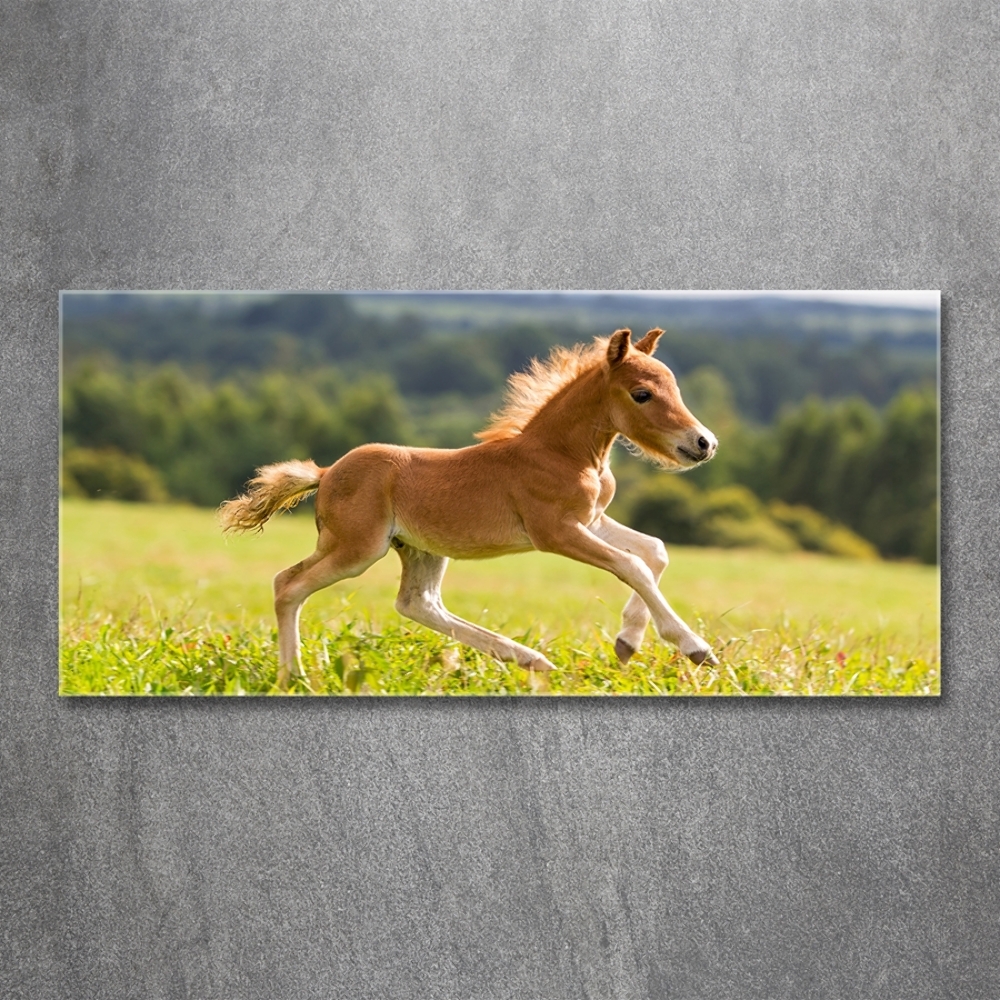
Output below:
[607,328,632,366]
[633,328,664,355]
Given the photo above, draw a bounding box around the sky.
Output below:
[62,289,942,316]
[623,290,940,311]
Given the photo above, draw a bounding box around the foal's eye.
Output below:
[630,389,653,404]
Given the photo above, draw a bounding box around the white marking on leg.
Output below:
[533,519,716,666]
[590,515,670,660]
[394,546,555,671]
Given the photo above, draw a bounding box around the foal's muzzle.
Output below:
[677,428,717,464]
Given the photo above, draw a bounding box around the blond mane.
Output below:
[475,336,611,443]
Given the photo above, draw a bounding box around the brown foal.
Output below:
[220,328,718,689]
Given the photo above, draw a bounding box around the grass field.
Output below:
[60,498,940,696]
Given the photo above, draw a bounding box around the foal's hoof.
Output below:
[521,653,555,672]
[687,647,719,667]
[614,637,636,665]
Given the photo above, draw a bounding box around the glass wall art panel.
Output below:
[60,290,940,696]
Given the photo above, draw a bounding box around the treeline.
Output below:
[613,382,938,563]
[62,362,938,563]
[623,482,880,561]
[63,293,937,422]
[62,364,407,506]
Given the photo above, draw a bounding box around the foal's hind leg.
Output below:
[394,544,556,672]
[273,528,389,689]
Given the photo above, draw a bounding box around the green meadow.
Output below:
[60,499,940,697]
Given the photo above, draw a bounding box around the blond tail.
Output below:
[219,459,325,533]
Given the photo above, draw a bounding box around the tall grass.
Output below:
[60,499,940,696]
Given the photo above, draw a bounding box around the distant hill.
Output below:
[63,289,938,346]
[61,291,938,422]
[345,290,938,348]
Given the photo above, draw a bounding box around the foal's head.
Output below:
[605,328,717,470]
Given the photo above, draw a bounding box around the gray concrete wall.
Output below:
[3,3,996,997]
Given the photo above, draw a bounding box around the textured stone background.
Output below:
[3,3,998,998]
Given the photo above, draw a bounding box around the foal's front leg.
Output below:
[589,515,670,664]
[531,519,717,666]
[394,544,556,672]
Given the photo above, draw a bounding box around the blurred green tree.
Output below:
[62,364,411,506]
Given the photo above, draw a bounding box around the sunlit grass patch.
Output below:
[60,613,938,697]
[60,499,939,696]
